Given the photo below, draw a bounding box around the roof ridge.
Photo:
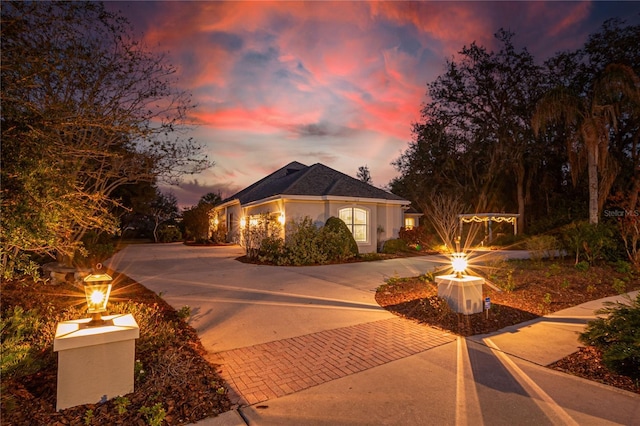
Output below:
[279,162,315,194]
[217,161,307,205]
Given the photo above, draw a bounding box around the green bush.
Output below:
[399,226,435,251]
[525,235,559,262]
[560,221,619,265]
[612,260,633,275]
[320,216,359,261]
[156,225,182,243]
[579,293,640,379]
[1,307,44,378]
[381,238,410,254]
[109,301,182,354]
[257,236,286,265]
[575,260,590,272]
[1,303,85,380]
[255,216,359,265]
[282,217,327,265]
[75,230,116,267]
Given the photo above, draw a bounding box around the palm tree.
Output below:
[532,64,639,224]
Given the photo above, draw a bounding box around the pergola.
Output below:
[458,213,520,243]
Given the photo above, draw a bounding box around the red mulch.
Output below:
[375,258,640,394]
[1,272,232,425]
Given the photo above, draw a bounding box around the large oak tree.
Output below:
[1,2,211,274]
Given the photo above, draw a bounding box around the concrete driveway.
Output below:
[107,243,640,425]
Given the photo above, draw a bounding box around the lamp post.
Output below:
[451,252,468,279]
[83,267,112,326]
[435,249,484,315]
[54,265,139,410]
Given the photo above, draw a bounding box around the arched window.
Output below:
[339,207,368,242]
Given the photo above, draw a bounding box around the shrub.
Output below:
[282,217,326,265]
[381,238,410,254]
[156,225,182,243]
[109,301,182,354]
[320,217,359,261]
[0,306,45,378]
[399,226,435,251]
[525,235,559,262]
[75,230,116,267]
[612,260,633,275]
[243,213,282,260]
[257,236,286,264]
[560,221,619,265]
[575,261,590,272]
[579,294,640,379]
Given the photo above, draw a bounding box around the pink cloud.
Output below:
[108,0,635,206]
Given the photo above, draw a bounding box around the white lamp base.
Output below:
[54,314,139,411]
[435,274,484,315]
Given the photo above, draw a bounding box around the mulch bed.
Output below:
[1,273,232,425]
[375,258,640,394]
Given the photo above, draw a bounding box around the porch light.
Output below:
[240,217,246,228]
[451,252,468,278]
[83,267,113,326]
[278,213,285,225]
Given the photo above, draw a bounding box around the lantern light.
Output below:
[451,252,468,278]
[278,213,285,225]
[83,266,113,326]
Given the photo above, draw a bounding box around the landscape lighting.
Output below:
[451,252,468,278]
[83,268,113,326]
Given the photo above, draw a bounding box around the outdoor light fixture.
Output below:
[240,217,247,228]
[278,213,285,225]
[451,252,468,278]
[83,266,113,326]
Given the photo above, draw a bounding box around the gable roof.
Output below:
[219,161,408,206]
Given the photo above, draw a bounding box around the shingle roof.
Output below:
[219,162,408,205]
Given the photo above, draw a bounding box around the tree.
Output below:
[182,202,214,242]
[1,2,212,273]
[200,192,222,206]
[394,30,544,233]
[357,166,373,185]
[149,192,179,243]
[532,64,640,224]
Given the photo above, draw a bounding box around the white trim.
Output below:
[339,205,370,244]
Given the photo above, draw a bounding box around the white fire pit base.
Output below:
[435,275,484,315]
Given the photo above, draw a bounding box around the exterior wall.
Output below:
[215,197,408,254]
[283,199,402,254]
[224,204,242,243]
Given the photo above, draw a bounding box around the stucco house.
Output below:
[211,161,412,253]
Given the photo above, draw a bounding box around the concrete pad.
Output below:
[191,410,247,426]
[470,290,640,366]
[107,244,443,352]
[106,245,639,426]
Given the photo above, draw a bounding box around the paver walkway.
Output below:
[209,317,455,405]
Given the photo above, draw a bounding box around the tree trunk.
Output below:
[587,148,599,224]
[516,162,526,234]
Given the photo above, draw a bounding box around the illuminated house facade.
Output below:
[211,161,411,253]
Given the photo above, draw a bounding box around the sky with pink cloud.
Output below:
[105,1,640,208]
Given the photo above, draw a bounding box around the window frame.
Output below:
[339,206,369,243]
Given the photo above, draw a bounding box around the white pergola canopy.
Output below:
[458,213,520,243]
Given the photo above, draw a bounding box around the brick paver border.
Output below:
[210,318,455,405]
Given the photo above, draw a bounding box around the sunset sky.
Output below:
[105,1,640,207]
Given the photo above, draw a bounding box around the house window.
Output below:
[339,207,368,242]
